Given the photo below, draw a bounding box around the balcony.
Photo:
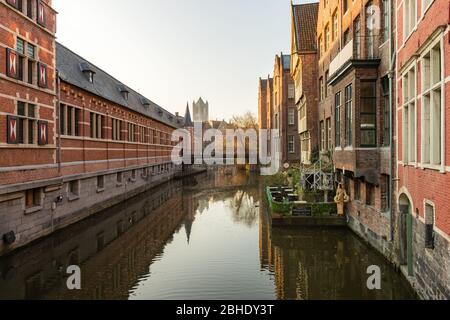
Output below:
[329,36,381,84]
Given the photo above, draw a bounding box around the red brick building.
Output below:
[290,2,319,165]
[273,53,300,164]
[0,0,183,255]
[396,0,450,298]
[316,0,396,262]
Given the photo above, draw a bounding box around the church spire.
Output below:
[184,102,193,127]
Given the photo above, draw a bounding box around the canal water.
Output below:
[0,168,416,300]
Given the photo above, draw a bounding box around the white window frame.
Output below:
[403,0,418,41]
[288,136,295,154]
[402,63,417,165]
[288,108,295,125]
[420,36,444,170]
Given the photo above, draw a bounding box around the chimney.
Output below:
[175,112,179,117]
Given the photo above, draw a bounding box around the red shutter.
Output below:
[38,121,49,145]
[6,0,20,9]
[6,48,19,79]
[38,62,48,88]
[7,116,19,144]
[37,1,46,27]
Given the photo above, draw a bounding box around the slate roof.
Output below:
[292,2,319,52]
[56,42,182,128]
[184,103,193,127]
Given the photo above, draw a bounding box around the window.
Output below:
[366,1,375,58]
[7,0,37,20]
[112,119,122,141]
[423,0,433,11]
[69,180,80,197]
[25,188,42,209]
[335,92,341,147]
[324,71,329,98]
[13,101,37,145]
[288,108,295,125]
[324,24,330,52]
[97,175,105,190]
[402,66,416,163]
[366,183,375,206]
[404,0,417,39]
[424,203,435,249]
[319,77,324,101]
[343,29,350,46]
[288,84,295,99]
[320,121,325,151]
[90,112,104,139]
[382,0,390,42]
[117,172,123,185]
[344,84,353,147]
[318,35,323,59]
[326,118,332,150]
[332,10,338,42]
[354,179,361,200]
[59,104,80,136]
[139,126,146,143]
[421,41,442,166]
[343,0,348,13]
[354,17,361,58]
[131,170,136,181]
[128,123,136,142]
[14,37,37,84]
[360,81,377,147]
[288,136,295,153]
[381,77,390,147]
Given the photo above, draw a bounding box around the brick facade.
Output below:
[273,54,300,164]
[396,0,450,299]
[291,3,319,164]
[0,0,183,255]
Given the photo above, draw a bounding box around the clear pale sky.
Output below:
[53,0,311,120]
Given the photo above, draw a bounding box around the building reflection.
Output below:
[258,188,416,300]
[0,179,191,300]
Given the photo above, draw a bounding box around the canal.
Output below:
[0,167,416,300]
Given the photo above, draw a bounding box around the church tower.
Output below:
[192,97,209,122]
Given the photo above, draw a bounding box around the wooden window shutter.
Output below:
[6,0,21,9]
[38,120,49,145]
[7,115,19,144]
[6,48,19,79]
[38,62,48,88]
[37,1,46,27]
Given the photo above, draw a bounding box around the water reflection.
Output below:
[0,168,415,300]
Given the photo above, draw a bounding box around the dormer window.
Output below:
[117,84,129,101]
[139,97,151,108]
[79,62,95,83]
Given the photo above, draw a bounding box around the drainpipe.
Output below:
[388,0,396,242]
[56,70,61,174]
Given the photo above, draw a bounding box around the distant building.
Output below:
[273,53,300,164]
[193,98,209,122]
[258,78,268,130]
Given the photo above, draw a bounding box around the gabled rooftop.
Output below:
[292,2,319,53]
[56,42,181,128]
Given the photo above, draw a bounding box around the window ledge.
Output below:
[116,183,123,187]
[97,188,105,193]
[68,195,80,202]
[24,206,43,215]
[419,164,445,172]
